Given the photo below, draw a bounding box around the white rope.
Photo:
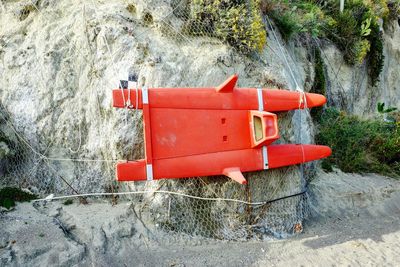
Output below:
[43,157,118,162]
[135,85,139,110]
[297,87,308,110]
[32,190,269,206]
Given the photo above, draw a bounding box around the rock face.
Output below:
[323,19,400,116]
[0,0,398,240]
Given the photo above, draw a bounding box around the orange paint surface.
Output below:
[113,75,331,184]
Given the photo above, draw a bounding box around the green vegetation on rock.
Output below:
[310,47,326,120]
[264,0,391,86]
[367,18,384,86]
[316,108,400,177]
[269,11,300,41]
[0,187,37,209]
[63,199,74,205]
[184,0,267,54]
[377,102,398,114]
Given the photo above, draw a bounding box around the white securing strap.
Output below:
[257,88,263,111]
[142,86,149,104]
[146,164,153,181]
[262,146,269,169]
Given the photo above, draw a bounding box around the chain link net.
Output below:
[0,0,315,241]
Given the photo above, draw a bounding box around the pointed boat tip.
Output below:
[300,144,332,161]
[325,146,332,157]
[306,93,327,108]
[315,145,332,158]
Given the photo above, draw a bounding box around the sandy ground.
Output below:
[1,170,400,266]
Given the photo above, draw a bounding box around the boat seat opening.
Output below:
[253,116,263,141]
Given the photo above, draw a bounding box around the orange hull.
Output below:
[116,144,331,182]
[113,75,331,184]
[113,87,326,111]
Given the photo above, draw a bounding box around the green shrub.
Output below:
[186,0,267,54]
[265,0,388,86]
[0,187,37,209]
[268,1,326,40]
[326,7,367,64]
[311,47,326,95]
[367,18,384,86]
[369,0,390,18]
[316,108,400,177]
[270,11,300,41]
[297,2,327,37]
[63,199,74,205]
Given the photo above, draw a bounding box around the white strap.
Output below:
[262,146,269,169]
[146,164,153,181]
[142,86,149,104]
[257,88,263,111]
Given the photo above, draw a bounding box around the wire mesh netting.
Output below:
[0,0,317,241]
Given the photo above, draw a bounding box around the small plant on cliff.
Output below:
[264,0,388,86]
[63,199,74,205]
[269,11,300,41]
[310,47,326,120]
[185,0,267,54]
[377,102,398,114]
[0,187,37,209]
[367,18,384,86]
[377,102,398,122]
[361,17,372,36]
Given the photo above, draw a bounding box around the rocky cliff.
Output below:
[0,0,399,240]
[323,18,400,115]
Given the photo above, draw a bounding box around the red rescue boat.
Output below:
[112,75,331,184]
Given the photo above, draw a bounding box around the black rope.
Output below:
[259,188,308,207]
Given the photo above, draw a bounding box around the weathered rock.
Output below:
[323,19,400,116]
